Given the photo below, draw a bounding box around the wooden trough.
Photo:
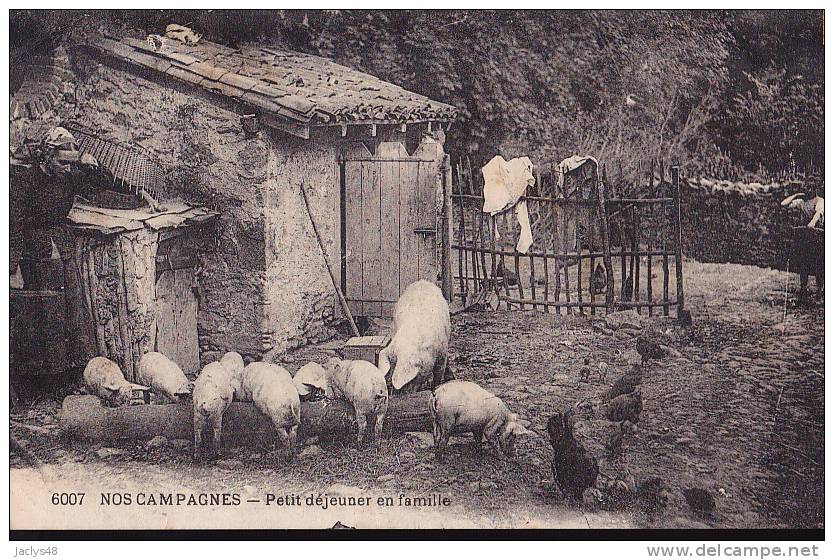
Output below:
[60,392,435,447]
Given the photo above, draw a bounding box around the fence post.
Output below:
[596,167,615,312]
[672,166,685,315]
[441,154,454,302]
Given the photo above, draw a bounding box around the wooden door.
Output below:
[343,140,444,317]
[155,238,200,375]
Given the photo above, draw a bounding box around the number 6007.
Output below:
[51,492,85,505]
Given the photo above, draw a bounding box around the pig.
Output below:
[431,380,531,459]
[137,352,192,403]
[378,280,451,393]
[219,351,245,400]
[241,362,301,459]
[192,361,235,460]
[323,357,389,445]
[292,361,328,402]
[83,356,147,407]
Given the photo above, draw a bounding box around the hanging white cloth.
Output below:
[481,155,535,253]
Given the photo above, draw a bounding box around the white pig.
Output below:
[241,362,301,459]
[378,280,451,393]
[83,356,147,407]
[431,380,531,458]
[219,351,245,400]
[137,352,192,403]
[192,361,235,460]
[292,361,328,401]
[323,357,389,445]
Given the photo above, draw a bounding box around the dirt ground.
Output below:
[10,260,824,530]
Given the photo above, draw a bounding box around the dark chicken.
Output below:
[606,389,643,423]
[547,409,599,502]
[607,365,642,400]
[682,487,716,514]
[496,260,518,286]
[590,263,607,296]
[636,334,665,366]
[579,358,591,383]
[637,477,670,514]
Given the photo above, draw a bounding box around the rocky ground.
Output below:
[10,260,824,530]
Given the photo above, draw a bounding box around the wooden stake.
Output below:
[299,182,360,338]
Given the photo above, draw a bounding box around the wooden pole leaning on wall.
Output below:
[299,182,360,338]
[671,166,685,316]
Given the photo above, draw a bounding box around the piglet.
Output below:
[323,357,389,445]
[192,361,235,460]
[83,356,147,407]
[137,352,192,403]
[431,380,531,459]
[292,361,328,402]
[241,362,301,460]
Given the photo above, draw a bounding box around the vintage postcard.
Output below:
[8,8,825,537]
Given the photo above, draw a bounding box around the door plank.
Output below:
[361,160,382,317]
[399,160,419,291]
[379,156,401,317]
[155,268,200,375]
[416,160,438,283]
[344,160,364,316]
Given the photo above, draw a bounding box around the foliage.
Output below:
[9,9,824,179]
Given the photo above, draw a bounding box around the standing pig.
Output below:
[241,362,301,460]
[192,361,235,460]
[137,352,192,403]
[219,351,245,400]
[431,380,531,459]
[83,356,147,407]
[378,280,451,393]
[323,357,389,445]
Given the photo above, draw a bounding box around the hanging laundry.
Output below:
[481,155,535,253]
[557,155,600,198]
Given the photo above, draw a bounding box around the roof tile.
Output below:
[203,80,245,99]
[165,64,206,86]
[219,72,259,92]
[189,61,229,82]
[166,51,199,66]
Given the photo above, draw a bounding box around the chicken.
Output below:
[637,476,670,514]
[590,263,607,296]
[636,334,665,366]
[620,272,634,303]
[579,358,591,383]
[607,365,642,400]
[547,409,599,502]
[597,361,609,383]
[606,389,642,423]
[682,487,716,514]
[606,421,626,458]
[496,260,518,286]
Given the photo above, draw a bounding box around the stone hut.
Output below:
[30,32,457,371]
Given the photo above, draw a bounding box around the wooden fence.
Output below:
[451,158,685,317]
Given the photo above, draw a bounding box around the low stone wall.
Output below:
[679,179,813,271]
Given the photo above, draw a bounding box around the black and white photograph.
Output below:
[6,7,826,541]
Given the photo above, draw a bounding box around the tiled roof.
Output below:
[87,34,458,131]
